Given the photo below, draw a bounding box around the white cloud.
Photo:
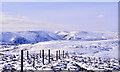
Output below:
[1,13,73,32]
[97,14,104,18]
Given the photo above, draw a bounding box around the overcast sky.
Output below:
[1,2,118,32]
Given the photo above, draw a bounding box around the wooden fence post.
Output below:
[33,54,35,67]
[56,51,58,60]
[63,50,64,58]
[59,50,60,59]
[48,49,50,63]
[67,51,69,58]
[27,51,29,59]
[40,50,41,58]
[42,49,44,65]
[21,50,23,72]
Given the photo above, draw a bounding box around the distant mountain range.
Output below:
[0,31,118,44]
[0,31,60,44]
[56,31,118,41]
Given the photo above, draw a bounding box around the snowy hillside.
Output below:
[0,31,118,44]
[0,31,119,71]
[55,31,69,38]
[0,31,118,58]
[0,31,60,44]
[0,38,119,71]
[56,31,118,41]
[0,38,118,59]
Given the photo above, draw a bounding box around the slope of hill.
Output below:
[0,31,118,71]
[56,31,118,41]
[0,31,60,44]
[0,31,118,44]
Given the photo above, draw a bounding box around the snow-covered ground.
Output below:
[0,38,118,59]
[0,53,119,71]
[0,31,119,71]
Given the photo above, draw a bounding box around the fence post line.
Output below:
[40,50,41,58]
[48,49,50,63]
[21,50,23,72]
[42,49,44,65]
[59,50,60,59]
[27,51,29,59]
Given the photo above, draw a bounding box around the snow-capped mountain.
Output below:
[0,31,60,44]
[0,31,118,44]
[57,31,118,41]
[55,31,69,38]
